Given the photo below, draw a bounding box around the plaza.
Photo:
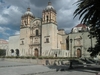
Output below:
[0,59,99,75]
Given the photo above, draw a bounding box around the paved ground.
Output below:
[0,60,99,75]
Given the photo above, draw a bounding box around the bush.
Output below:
[38,56,72,59]
[0,56,79,60]
[5,56,15,58]
[20,56,26,59]
[31,56,36,59]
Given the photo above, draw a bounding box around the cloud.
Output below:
[1,5,22,25]
[56,0,80,33]
[14,31,20,35]
[0,26,10,38]
[0,0,80,40]
[0,15,9,24]
[0,26,10,32]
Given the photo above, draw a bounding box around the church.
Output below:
[7,2,97,58]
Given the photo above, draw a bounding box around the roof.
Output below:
[0,39,8,44]
[75,24,87,28]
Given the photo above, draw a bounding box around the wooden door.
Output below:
[34,49,38,57]
[77,49,81,57]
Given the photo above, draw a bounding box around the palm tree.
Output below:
[74,0,100,57]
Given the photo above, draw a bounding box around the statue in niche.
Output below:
[75,36,82,46]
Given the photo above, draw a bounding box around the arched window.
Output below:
[24,20,26,25]
[11,49,14,56]
[66,39,69,50]
[46,15,48,22]
[36,30,39,36]
[11,49,14,53]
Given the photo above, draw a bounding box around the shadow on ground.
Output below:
[47,64,100,74]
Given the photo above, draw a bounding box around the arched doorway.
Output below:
[34,48,39,57]
[77,48,81,57]
[11,49,14,56]
[54,54,57,57]
[16,49,19,56]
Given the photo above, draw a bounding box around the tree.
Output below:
[0,49,6,56]
[74,0,100,57]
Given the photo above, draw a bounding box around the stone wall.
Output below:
[0,58,61,65]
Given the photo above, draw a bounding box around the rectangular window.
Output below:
[44,38,49,43]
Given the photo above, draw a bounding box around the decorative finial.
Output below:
[27,1,30,11]
[27,7,30,11]
[48,1,51,5]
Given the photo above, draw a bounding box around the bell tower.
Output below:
[42,2,57,24]
[20,7,35,56]
[21,7,35,28]
[42,2,58,56]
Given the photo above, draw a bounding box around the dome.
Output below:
[23,8,33,16]
[24,11,33,16]
[45,2,54,10]
[72,24,88,33]
[46,5,54,10]
[75,24,87,28]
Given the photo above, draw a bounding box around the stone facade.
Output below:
[7,2,97,58]
[8,2,67,57]
[69,24,97,57]
[8,35,20,56]
[69,32,96,57]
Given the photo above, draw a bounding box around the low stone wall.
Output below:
[0,58,60,65]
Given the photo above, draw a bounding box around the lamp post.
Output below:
[88,24,93,52]
[84,47,87,57]
[40,18,42,56]
[69,38,73,69]
[82,32,85,58]
[70,39,72,57]
[90,36,93,51]
[88,34,93,52]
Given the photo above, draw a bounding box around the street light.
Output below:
[70,39,72,57]
[40,18,42,56]
[69,38,73,69]
[88,34,93,51]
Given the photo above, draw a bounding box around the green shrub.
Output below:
[5,56,15,58]
[38,56,69,59]
[31,56,36,59]
[20,56,26,59]
[0,56,80,60]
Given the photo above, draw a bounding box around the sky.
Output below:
[0,0,80,41]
